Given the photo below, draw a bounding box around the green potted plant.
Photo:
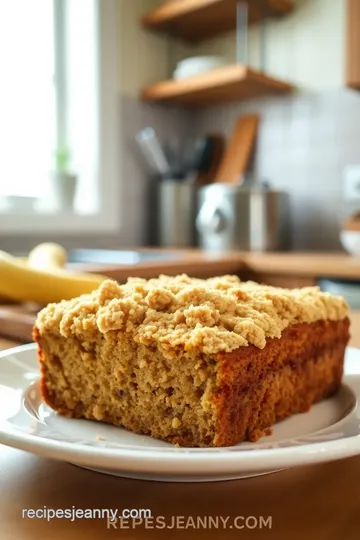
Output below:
[52,146,77,211]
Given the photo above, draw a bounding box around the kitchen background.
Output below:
[1,0,360,254]
[4,2,360,531]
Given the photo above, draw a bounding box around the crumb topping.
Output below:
[36,275,349,355]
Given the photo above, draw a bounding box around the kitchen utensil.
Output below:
[196,134,225,185]
[215,115,259,184]
[135,127,172,177]
[196,183,289,252]
[164,138,185,179]
[182,138,208,177]
[195,137,213,173]
[157,180,198,247]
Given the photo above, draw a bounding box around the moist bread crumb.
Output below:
[34,275,350,447]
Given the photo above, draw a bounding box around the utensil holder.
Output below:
[157,180,198,247]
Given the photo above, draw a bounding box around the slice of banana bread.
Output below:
[34,275,350,447]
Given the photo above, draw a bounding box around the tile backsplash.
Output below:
[192,89,360,251]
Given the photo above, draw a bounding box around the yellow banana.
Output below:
[0,250,106,304]
[28,243,68,270]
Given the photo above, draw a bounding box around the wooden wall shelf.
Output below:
[142,0,294,42]
[141,65,294,107]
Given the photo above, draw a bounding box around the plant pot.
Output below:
[52,173,77,212]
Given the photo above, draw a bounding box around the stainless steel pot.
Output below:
[196,184,290,252]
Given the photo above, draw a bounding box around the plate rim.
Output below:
[1,343,360,475]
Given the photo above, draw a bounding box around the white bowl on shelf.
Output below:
[173,56,229,80]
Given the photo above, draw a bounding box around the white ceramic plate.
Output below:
[1,344,360,483]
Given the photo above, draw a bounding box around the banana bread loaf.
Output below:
[34,275,350,447]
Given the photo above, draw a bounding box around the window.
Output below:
[0,0,119,234]
[0,0,54,200]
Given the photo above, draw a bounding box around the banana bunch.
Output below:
[0,243,106,304]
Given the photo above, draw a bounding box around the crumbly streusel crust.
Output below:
[36,274,349,356]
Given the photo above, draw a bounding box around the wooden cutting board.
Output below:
[0,304,39,342]
[215,114,259,184]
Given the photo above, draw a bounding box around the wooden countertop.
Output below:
[71,250,360,281]
[242,252,360,279]
[70,249,246,280]
[1,325,360,540]
[2,444,360,540]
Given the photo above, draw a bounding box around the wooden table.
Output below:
[2,322,360,540]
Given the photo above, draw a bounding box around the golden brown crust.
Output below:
[213,318,350,446]
[35,275,349,355]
